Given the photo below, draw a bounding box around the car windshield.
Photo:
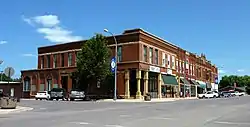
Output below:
[51,88,64,92]
[38,92,46,94]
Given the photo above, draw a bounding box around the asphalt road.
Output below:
[0,96,250,127]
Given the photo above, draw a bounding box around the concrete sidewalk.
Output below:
[0,106,33,115]
[97,97,198,102]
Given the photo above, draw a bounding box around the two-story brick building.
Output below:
[21,28,218,99]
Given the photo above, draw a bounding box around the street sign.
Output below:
[215,76,218,84]
[4,67,15,78]
[110,57,116,73]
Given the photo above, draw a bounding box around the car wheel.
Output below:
[56,99,59,101]
[213,95,216,98]
[202,96,205,99]
[70,98,74,101]
[35,98,38,100]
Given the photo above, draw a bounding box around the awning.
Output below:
[190,80,199,86]
[197,81,206,89]
[180,78,190,85]
[206,82,212,88]
[161,74,178,86]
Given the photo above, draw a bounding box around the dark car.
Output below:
[49,88,68,101]
[220,91,231,98]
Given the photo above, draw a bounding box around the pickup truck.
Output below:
[198,91,219,99]
[230,91,246,96]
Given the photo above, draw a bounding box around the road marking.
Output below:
[119,114,131,117]
[105,125,124,127]
[69,122,91,125]
[152,117,175,120]
[214,121,250,125]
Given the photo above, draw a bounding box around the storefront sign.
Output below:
[149,66,160,73]
[167,68,172,74]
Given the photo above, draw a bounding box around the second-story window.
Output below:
[75,51,80,66]
[155,49,158,65]
[162,53,166,67]
[149,48,153,64]
[41,56,44,69]
[172,56,175,69]
[117,46,122,62]
[61,53,64,67]
[53,54,57,68]
[143,45,147,62]
[68,52,73,66]
[47,55,51,68]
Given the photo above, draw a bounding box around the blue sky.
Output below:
[0,0,249,79]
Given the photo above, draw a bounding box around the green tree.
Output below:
[74,34,111,93]
[0,73,14,82]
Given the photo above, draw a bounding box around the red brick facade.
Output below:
[21,28,218,98]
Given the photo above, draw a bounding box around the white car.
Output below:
[231,91,246,96]
[35,91,50,100]
[198,91,219,99]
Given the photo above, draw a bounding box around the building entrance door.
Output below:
[61,76,68,92]
[47,79,52,91]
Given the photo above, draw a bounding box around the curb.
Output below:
[97,97,198,103]
[0,106,33,115]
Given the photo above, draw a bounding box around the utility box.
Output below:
[0,97,17,109]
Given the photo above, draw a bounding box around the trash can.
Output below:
[144,93,151,101]
[0,97,17,109]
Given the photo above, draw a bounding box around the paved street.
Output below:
[0,96,250,127]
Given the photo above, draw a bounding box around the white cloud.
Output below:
[23,15,83,43]
[22,53,37,57]
[218,69,226,74]
[0,41,7,44]
[237,69,244,72]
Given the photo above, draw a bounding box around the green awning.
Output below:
[162,75,178,86]
[190,80,199,86]
[180,78,190,85]
[197,81,206,89]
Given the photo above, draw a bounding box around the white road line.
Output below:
[69,122,91,125]
[119,114,131,117]
[105,125,124,127]
[152,117,175,120]
[214,121,250,125]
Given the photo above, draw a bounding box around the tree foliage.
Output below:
[0,74,20,82]
[73,34,111,92]
[219,75,250,88]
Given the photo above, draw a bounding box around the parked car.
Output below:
[49,88,68,101]
[219,91,232,98]
[198,91,219,99]
[35,91,50,100]
[69,89,85,101]
[230,91,246,96]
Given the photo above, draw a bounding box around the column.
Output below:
[158,73,162,98]
[178,76,181,98]
[136,69,142,99]
[144,71,149,96]
[124,70,130,99]
[195,85,198,97]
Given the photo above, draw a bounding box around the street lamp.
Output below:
[104,29,118,101]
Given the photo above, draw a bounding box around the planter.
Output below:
[0,97,17,109]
